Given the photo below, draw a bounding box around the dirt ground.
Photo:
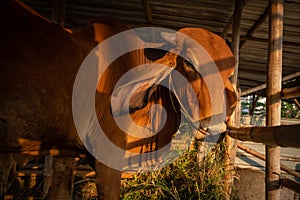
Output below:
[233,168,298,200]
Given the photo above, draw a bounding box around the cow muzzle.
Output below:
[194,122,227,143]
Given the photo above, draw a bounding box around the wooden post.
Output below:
[221,0,248,38]
[266,0,283,199]
[225,0,243,199]
[249,94,258,116]
[51,0,66,26]
[143,0,153,23]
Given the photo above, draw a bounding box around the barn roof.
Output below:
[21,0,300,95]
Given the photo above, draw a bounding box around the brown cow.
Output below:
[0,0,237,199]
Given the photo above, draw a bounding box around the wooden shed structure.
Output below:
[10,0,300,199]
[22,0,300,94]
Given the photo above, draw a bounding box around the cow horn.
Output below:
[160,32,176,46]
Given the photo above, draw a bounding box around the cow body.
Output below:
[0,0,237,199]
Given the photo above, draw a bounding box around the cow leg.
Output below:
[95,161,122,200]
[45,156,78,200]
[0,153,16,197]
[0,153,31,198]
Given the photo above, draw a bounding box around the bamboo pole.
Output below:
[224,1,243,199]
[266,1,284,198]
[237,143,300,179]
[228,124,300,148]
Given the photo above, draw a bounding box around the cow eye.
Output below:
[184,58,194,69]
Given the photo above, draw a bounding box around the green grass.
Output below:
[120,141,228,200]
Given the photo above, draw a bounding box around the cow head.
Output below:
[113,28,237,142]
[159,28,238,141]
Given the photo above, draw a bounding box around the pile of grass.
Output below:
[121,141,228,200]
[72,141,230,199]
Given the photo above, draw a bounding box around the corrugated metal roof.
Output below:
[21,0,300,93]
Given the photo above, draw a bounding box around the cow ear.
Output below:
[224,79,237,117]
[144,43,173,61]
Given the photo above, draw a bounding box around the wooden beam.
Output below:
[226,34,300,47]
[241,71,300,96]
[240,6,269,49]
[241,83,267,96]
[266,0,284,198]
[221,15,233,38]
[228,124,300,148]
[51,0,66,26]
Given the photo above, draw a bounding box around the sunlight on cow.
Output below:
[0,0,237,199]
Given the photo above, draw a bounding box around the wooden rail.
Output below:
[228,124,300,148]
[282,86,300,99]
[281,178,300,193]
[237,143,300,179]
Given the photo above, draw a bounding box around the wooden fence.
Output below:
[223,0,300,199]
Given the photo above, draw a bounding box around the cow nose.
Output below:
[194,122,227,143]
[207,122,227,134]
